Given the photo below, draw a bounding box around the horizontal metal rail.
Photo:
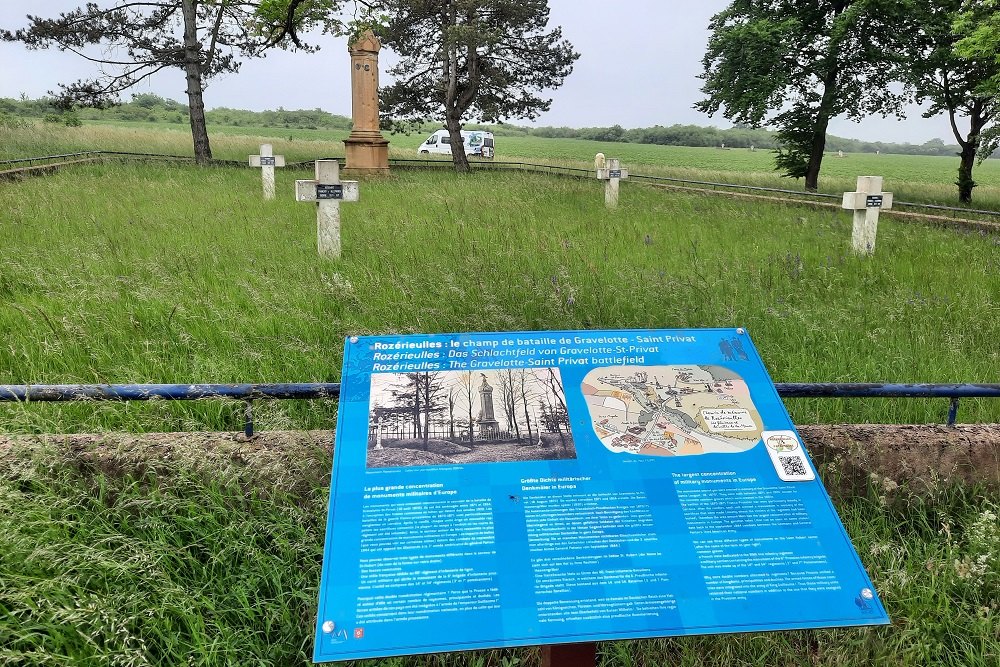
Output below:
[290,157,1000,220]
[1,382,997,436]
[0,151,102,167]
[0,150,1000,218]
[4,150,1000,224]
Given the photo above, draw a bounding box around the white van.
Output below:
[418,129,494,159]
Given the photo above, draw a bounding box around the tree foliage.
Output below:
[697,0,909,191]
[900,0,1000,203]
[953,0,1000,87]
[0,1,322,163]
[378,0,578,171]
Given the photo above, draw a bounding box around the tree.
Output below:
[900,0,1000,203]
[416,371,446,448]
[378,0,578,172]
[541,368,570,453]
[1,1,329,164]
[456,370,476,446]
[697,1,908,191]
[496,370,520,441]
[954,0,1000,86]
[515,369,536,446]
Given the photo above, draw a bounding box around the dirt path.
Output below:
[2,424,997,493]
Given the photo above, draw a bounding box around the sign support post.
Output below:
[295,160,359,258]
[541,643,597,667]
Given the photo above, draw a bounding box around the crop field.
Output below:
[1,123,999,666]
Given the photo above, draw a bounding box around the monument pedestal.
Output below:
[343,133,389,176]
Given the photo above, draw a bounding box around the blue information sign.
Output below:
[314,329,887,662]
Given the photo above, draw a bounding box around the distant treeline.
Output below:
[475,123,967,158]
[0,94,969,157]
[0,94,353,131]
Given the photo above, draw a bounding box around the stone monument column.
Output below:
[343,29,390,175]
[477,374,500,435]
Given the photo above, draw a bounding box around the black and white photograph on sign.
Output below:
[366,368,577,468]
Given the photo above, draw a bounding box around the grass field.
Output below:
[1,160,998,432]
[5,120,1000,208]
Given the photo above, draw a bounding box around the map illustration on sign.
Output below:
[582,365,763,456]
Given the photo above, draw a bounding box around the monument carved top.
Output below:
[349,29,381,54]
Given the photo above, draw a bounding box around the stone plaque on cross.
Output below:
[842,176,893,255]
[249,144,285,200]
[295,160,359,258]
[596,157,628,208]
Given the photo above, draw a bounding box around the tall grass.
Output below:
[1,163,998,432]
[2,443,997,666]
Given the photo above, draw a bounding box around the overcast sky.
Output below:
[0,1,960,144]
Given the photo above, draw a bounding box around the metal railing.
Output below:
[2,382,998,437]
[0,151,103,169]
[286,156,1000,223]
[4,150,1000,224]
[0,150,245,172]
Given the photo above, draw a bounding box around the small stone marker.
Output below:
[596,157,628,209]
[295,160,359,258]
[842,176,893,255]
[249,144,285,200]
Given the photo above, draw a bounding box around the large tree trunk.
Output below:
[181,0,212,164]
[955,109,985,204]
[422,375,431,449]
[448,393,455,439]
[446,114,469,173]
[520,384,534,445]
[466,379,474,447]
[805,68,839,192]
[804,113,831,192]
[957,142,977,204]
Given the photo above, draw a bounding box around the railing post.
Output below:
[947,397,960,426]
[244,399,255,437]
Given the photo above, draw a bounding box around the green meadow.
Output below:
[1,122,999,666]
[1,158,998,432]
[6,119,1000,207]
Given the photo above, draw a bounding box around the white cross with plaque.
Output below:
[842,176,893,255]
[596,157,628,208]
[249,144,285,200]
[295,159,359,258]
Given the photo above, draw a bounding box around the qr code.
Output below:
[778,455,808,477]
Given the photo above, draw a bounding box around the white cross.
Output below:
[596,157,628,208]
[249,144,285,200]
[842,176,893,255]
[295,160,359,258]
